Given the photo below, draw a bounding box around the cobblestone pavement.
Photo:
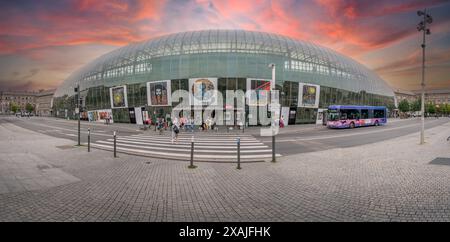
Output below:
[0,119,449,221]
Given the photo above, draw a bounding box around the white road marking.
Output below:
[96,140,272,153]
[108,139,268,149]
[272,120,445,142]
[63,133,77,137]
[90,143,281,159]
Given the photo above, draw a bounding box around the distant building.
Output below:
[35,89,55,116]
[413,89,450,106]
[0,91,37,114]
[393,89,417,107]
[0,89,55,115]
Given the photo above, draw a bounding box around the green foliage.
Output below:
[426,102,436,114]
[410,99,421,112]
[398,99,410,113]
[445,104,450,114]
[9,102,19,113]
[25,103,34,113]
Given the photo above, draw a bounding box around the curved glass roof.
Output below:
[55,29,393,97]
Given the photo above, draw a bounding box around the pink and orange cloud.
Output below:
[0,0,449,91]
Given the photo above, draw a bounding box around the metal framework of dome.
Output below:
[55,29,393,97]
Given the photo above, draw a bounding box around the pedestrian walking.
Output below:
[172,118,180,144]
[157,118,164,135]
[280,115,285,128]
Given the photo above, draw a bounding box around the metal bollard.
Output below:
[237,137,241,169]
[271,135,276,162]
[88,128,91,152]
[188,135,197,168]
[113,131,117,158]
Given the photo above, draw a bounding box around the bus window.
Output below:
[340,109,349,120]
[328,110,339,121]
[341,109,359,119]
[374,109,385,118]
[361,109,369,119]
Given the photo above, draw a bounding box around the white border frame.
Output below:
[298,82,320,108]
[147,80,172,106]
[189,78,218,106]
[109,85,128,109]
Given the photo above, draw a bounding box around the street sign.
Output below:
[75,108,79,114]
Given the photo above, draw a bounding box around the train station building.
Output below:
[53,29,395,125]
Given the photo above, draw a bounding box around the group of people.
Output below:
[170,116,217,144]
[152,114,284,144]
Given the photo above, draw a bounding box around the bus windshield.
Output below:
[328,110,340,121]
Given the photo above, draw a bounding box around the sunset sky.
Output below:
[0,0,449,92]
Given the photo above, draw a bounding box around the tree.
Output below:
[411,99,421,112]
[426,102,436,114]
[435,105,442,115]
[445,104,450,115]
[10,102,19,113]
[398,99,410,113]
[25,103,34,113]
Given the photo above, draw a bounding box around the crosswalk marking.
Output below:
[96,141,272,153]
[115,137,264,145]
[63,133,77,137]
[90,133,281,162]
[107,139,267,149]
[90,143,281,160]
[131,134,258,141]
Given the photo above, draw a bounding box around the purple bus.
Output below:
[327,105,387,129]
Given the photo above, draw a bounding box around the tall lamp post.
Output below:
[268,63,276,162]
[75,84,81,146]
[417,9,432,145]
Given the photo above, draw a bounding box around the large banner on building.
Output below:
[298,83,320,108]
[88,109,113,123]
[110,85,128,108]
[147,80,171,106]
[189,78,218,106]
[246,78,271,106]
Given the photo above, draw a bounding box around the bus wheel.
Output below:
[375,120,379,126]
[350,122,355,129]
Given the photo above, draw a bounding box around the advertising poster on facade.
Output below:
[316,108,327,125]
[87,109,113,123]
[189,78,218,106]
[109,85,128,109]
[246,78,271,106]
[147,80,171,106]
[298,83,320,108]
[281,107,290,127]
[88,111,94,122]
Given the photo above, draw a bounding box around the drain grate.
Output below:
[144,161,151,165]
[429,157,450,166]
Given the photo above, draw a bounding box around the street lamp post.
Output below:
[268,63,276,162]
[74,84,81,146]
[417,9,432,145]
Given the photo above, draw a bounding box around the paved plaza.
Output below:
[0,118,450,221]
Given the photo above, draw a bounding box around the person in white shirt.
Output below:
[172,117,180,144]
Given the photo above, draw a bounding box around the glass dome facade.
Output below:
[53,29,395,123]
